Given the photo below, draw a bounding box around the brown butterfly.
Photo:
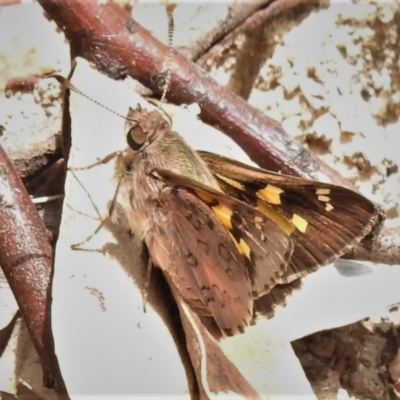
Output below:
[107,105,381,336]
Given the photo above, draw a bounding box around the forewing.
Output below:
[154,169,293,298]
[199,151,381,283]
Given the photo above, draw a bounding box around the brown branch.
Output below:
[38,0,365,184]
[197,0,322,66]
[174,0,270,61]
[38,1,394,265]
[344,226,400,266]
[226,23,271,100]
[0,144,67,396]
[225,1,324,101]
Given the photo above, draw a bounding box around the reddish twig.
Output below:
[38,0,347,182]
[0,144,67,396]
[174,0,270,61]
[197,0,322,66]
[344,226,400,266]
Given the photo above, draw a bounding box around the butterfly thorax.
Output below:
[114,109,220,238]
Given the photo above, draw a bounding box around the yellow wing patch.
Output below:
[194,188,234,230]
[228,232,251,260]
[325,203,334,212]
[318,195,330,202]
[316,188,331,195]
[257,185,283,205]
[212,204,233,230]
[316,192,334,212]
[216,174,245,191]
[238,238,251,259]
[291,214,308,233]
[256,200,295,235]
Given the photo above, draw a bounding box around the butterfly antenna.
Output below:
[49,4,175,120]
[159,3,175,105]
[46,74,138,123]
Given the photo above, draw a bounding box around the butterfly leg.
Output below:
[70,179,123,250]
[69,153,126,250]
[69,151,119,171]
[70,215,111,250]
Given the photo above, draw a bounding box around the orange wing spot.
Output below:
[194,188,215,204]
[291,214,308,233]
[257,185,283,205]
[256,200,295,235]
[212,203,233,230]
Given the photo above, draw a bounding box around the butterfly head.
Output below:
[125,107,172,153]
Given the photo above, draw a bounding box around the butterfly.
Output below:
[106,105,381,336]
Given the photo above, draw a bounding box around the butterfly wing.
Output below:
[254,280,302,319]
[152,170,293,298]
[145,185,253,335]
[199,151,381,283]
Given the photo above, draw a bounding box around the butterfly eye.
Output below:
[127,126,147,151]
